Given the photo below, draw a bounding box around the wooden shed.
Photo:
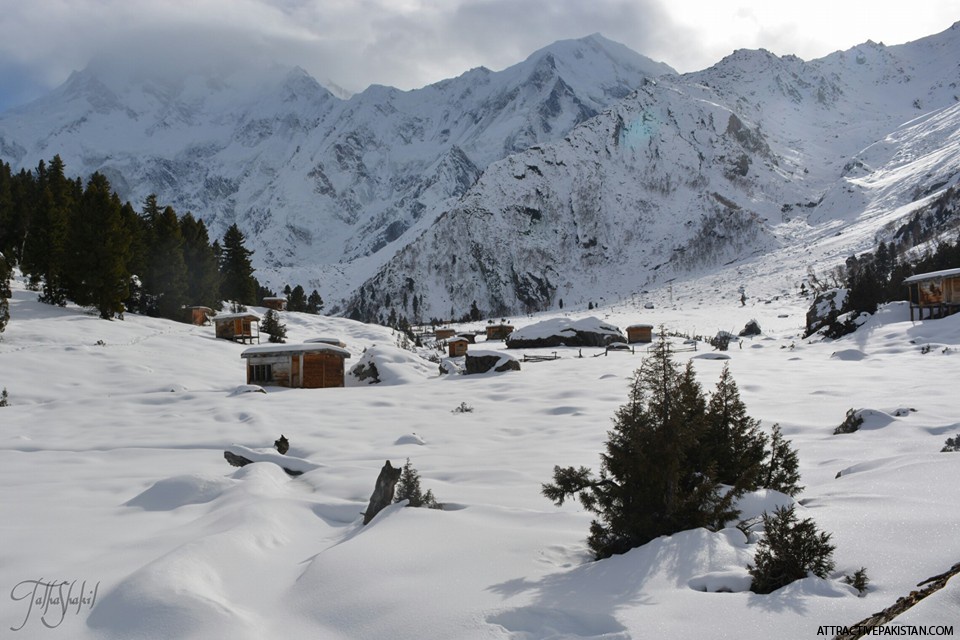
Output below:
[241,343,351,389]
[214,312,260,344]
[435,328,456,340]
[626,324,654,344]
[904,268,960,321]
[485,324,514,341]
[186,306,214,326]
[448,337,469,357]
[262,296,287,311]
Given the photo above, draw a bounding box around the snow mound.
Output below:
[830,349,868,361]
[225,445,323,474]
[395,433,427,446]
[852,408,899,431]
[229,384,266,395]
[505,316,625,348]
[693,353,731,360]
[734,488,797,523]
[688,570,753,593]
[125,474,235,511]
[348,345,437,386]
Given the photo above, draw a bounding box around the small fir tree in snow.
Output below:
[941,434,960,453]
[843,567,870,596]
[760,424,803,497]
[394,459,442,509]
[0,387,8,407]
[262,309,286,343]
[543,334,737,559]
[748,505,835,594]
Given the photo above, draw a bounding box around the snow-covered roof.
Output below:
[448,337,469,343]
[241,343,351,358]
[262,296,287,301]
[304,337,347,347]
[627,323,654,329]
[903,267,960,284]
[508,316,621,341]
[214,312,260,321]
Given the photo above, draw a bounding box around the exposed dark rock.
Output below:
[465,353,521,374]
[362,460,402,525]
[739,320,761,336]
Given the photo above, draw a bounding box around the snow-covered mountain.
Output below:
[0,33,674,300]
[347,22,960,320]
[3,25,960,321]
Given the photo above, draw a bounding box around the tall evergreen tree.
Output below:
[702,365,768,491]
[287,284,307,312]
[261,308,286,343]
[179,213,221,309]
[0,251,11,335]
[66,173,131,319]
[143,205,188,319]
[219,224,257,305]
[307,289,323,315]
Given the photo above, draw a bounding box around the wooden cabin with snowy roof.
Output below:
[485,323,514,341]
[448,337,469,357]
[214,312,260,344]
[241,343,351,388]
[435,328,456,340]
[903,268,960,321]
[186,306,214,326]
[626,323,654,344]
[262,296,287,311]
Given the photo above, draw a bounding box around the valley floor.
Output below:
[1,279,959,639]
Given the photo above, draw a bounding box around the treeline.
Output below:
[807,186,960,335]
[0,155,322,321]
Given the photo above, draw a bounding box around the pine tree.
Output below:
[22,156,71,306]
[144,205,188,319]
[761,424,803,497]
[219,224,257,305]
[306,289,323,314]
[287,284,307,312]
[66,173,131,319]
[394,459,442,509]
[0,251,11,335]
[748,505,835,594]
[179,213,221,309]
[262,309,286,343]
[702,365,768,491]
[543,334,735,559]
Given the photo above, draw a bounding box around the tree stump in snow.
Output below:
[362,460,402,525]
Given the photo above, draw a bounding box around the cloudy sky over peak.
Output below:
[0,0,956,111]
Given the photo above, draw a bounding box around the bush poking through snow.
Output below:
[452,402,474,414]
[394,459,443,510]
[844,567,870,596]
[941,434,960,453]
[0,387,8,407]
[761,424,804,497]
[748,505,836,594]
[834,408,864,435]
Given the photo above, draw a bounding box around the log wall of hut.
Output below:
[907,275,960,321]
[448,339,468,357]
[486,325,514,341]
[627,325,653,343]
[303,352,346,388]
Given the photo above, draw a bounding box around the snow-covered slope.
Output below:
[0,34,674,299]
[3,275,960,639]
[351,22,960,320]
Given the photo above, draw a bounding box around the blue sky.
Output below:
[0,0,956,112]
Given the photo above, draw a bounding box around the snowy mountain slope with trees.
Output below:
[2,274,959,639]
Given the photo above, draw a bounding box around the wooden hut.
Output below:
[448,337,469,357]
[186,306,214,326]
[241,343,351,389]
[262,296,287,311]
[904,268,960,321]
[214,312,260,344]
[435,328,456,340]
[626,324,654,344]
[485,324,514,341]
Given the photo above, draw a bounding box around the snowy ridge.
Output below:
[0,34,673,302]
